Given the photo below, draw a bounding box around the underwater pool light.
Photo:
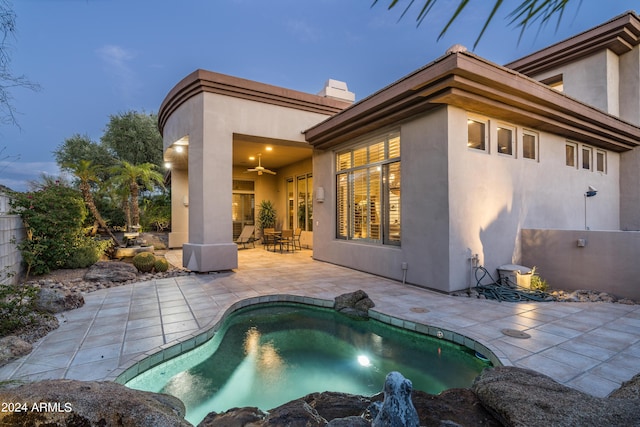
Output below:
[357,355,371,367]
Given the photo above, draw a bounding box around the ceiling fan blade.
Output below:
[263,169,276,175]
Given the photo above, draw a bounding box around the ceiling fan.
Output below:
[246,153,276,175]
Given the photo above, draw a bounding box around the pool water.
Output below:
[126,303,490,425]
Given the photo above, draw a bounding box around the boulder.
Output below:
[0,379,190,427]
[263,400,327,426]
[473,366,640,427]
[0,335,32,366]
[84,261,138,282]
[334,290,375,318]
[198,407,267,427]
[35,287,84,313]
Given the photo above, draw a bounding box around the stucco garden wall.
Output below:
[521,228,640,301]
[0,194,24,284]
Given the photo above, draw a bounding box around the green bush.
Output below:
[10,183,108,276]
[0,273,40,337]
[132,252,156,272]
[154,257,169,272]
[64,236,111,269]
[141,193,171,232]
[530,267,549,292]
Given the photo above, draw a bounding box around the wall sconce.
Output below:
[316,187,325,203]
[182,195,189,207]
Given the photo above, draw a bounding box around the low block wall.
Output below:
[0,214,25,285]
[521,229,640,301]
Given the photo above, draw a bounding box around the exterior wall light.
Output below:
[316,187,325,203]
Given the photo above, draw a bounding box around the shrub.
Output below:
[10,183,109,276]
[0,269,40,337]
[132,252,155,272]
[64,236,111,269]
[530,267,549,292]
[154,257,169,272]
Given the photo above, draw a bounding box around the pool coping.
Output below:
[112,294,506,385]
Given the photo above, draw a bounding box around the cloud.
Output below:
[0,161,61,192]
[96,44,138,102]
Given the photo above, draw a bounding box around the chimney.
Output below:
[318,79,355,103]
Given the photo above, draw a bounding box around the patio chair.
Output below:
[262,228,276,251]
[293,228,302,250]
[235,225,256,248]
[278,229,294,253]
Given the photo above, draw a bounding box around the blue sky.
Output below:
[0,0,636,191]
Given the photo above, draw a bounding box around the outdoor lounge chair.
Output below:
[235,225,256,248]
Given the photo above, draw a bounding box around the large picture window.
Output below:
[336,131,400,245]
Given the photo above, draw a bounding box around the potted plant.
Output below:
[257,200,277,235]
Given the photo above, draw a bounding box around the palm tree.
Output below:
[109,161,165,230]
[375,0,575,48]
[64,160,120,246]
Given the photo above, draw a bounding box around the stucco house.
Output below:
[159,11,640,299]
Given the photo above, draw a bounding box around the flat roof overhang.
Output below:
[506,11,640,76]
[158,69,352,134]
[305,51,640,153]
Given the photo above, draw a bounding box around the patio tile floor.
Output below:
[1,247,640,399]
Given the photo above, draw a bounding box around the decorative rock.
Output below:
[0,336,32,365]
[84,261,138,282]
[263,400,327,426]
[0,379,190,427]
[326,415,370,426]
[473,366,640,427]
[35,287,84,313]
[334,290,375,318]
[371,371,420,427]
[197,407,267,427]
[608,372,640,400]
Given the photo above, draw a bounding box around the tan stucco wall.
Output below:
[313,105,622,293]
[521,229,640,301]
[168,168,189,248]
[531,50,619,116]
[447,106,620,291]
[163,89,333,271]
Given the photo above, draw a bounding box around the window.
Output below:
[232,180,255,240]
[596,150,606,173]
[565,143,577,167]
[287,175,313,231]
[522,131,538,160]
[582,146,592,170]
[497,125,514,156]
[541,74,563,92]
[336,131,400,245]
[467,119,487,151]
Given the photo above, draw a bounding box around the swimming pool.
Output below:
[126,302,492,425]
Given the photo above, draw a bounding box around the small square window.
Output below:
[565,143,577,167]
[596,150,606,173]
[467,119,487,151]
[582,146,592,170]
[497,126,514,156]
[523,131,538,160]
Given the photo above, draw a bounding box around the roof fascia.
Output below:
[506,11,640,76]
[305,52,640,152]
[158,69,351,133]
